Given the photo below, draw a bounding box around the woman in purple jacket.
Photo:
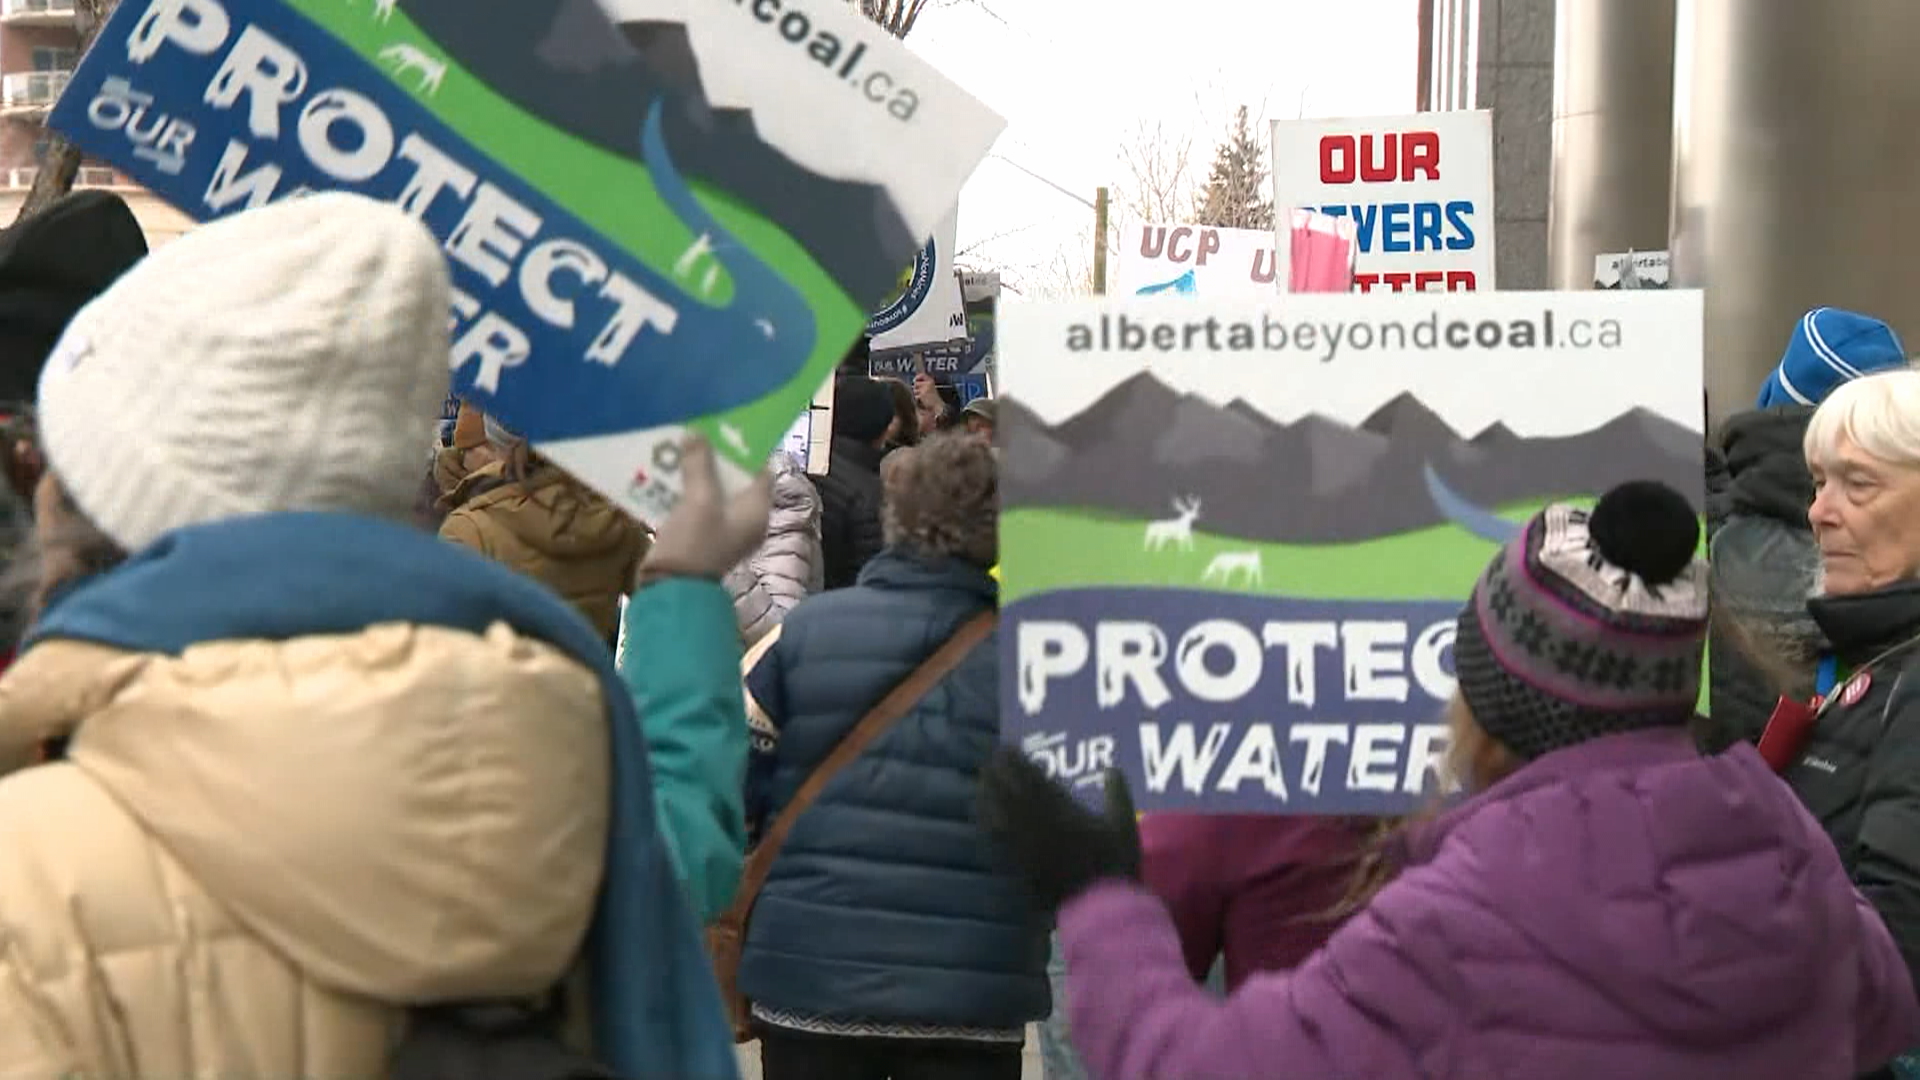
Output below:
[981,480,1920,1080]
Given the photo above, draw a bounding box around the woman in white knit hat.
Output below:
[0,192,764,1080]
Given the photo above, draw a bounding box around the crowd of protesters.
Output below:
[0,190,1915,1080]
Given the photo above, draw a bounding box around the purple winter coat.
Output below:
[1060,729,1919,1079]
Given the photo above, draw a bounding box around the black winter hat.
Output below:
[835,374,896,444]
[0,191,148,404]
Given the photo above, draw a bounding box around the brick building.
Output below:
[0,0,190,243]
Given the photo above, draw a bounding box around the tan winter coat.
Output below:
[0,625,609,1079]
[440,465,649,641]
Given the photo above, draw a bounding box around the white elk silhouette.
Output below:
[1143,496,1202,552]
[1202,550,1264,588]
[379,44,446,96]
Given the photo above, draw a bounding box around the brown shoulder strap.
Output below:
[721,609,997,920]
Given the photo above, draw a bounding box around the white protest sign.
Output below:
[1595,251,1671,290]
[869,207,967,350]
[1116,210,1360,298]
[1272,111,1495,293]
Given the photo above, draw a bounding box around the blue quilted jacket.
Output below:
[739,549,1049,1029]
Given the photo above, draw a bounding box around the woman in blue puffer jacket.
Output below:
[739,432,1048,1080]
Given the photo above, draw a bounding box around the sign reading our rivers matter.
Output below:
[1271,111,1494,293]
[50,0,1002,525]
[998,290,1704,813]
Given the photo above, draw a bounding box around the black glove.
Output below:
[978,747,1142,914]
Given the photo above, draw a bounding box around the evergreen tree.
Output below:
[1192,106,1274,231]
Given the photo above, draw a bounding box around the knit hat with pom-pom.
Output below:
[1452,480,1706,760]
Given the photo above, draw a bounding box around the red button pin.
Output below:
[1841,672,1873,707]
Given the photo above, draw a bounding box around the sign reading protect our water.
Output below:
[1270,111,1494,293]
[51,0,1001,524]
[999,290,1704,813]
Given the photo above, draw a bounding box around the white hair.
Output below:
[1804,369,1920,471]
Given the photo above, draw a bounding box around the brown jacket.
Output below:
[440,465,649,640]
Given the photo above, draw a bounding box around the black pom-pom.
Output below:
[1586,480,1699,586]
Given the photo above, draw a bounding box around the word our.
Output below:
[1317,130,1442,185]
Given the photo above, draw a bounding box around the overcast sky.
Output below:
[903,0,1420,294]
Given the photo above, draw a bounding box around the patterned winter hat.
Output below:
[1453,480,1706,761]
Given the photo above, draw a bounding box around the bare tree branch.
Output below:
[853,0,933,38]
[957,220,1040,259]
[16,0,116,223]
[1114,118,1194,227]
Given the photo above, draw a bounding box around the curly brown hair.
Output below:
[881,431,996,566]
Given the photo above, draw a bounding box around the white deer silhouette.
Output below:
[1143,496,1202,552]
[379,44,446,96]
[1202,550,1264,588]
[674,232,715,280]
[370,0,397,22]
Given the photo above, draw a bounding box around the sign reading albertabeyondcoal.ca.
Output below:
[1271,111,1494,293]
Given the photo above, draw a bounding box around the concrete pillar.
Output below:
[1547,0,1676,290]
[1672,0,1920,426]
[1475,0,1554,289]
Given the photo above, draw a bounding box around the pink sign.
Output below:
[1287,208,1358,294]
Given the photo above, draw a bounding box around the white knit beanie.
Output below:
[36,192,452,552]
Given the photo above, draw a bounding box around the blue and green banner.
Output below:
[50,0,1001,523]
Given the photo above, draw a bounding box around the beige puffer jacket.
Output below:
[0,623,609,1079]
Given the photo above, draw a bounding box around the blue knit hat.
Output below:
[1755,307,1906,407]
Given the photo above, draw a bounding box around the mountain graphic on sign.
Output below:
[1001,373,1703,544]
[395,0,915,303]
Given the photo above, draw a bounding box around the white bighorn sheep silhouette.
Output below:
[1202,550,1264,588]
[379,44,446,96]
[1143,496,1202,552]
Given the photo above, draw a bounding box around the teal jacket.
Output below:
[617,582,749,921]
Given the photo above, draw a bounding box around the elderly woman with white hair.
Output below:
[1780,368,1920,1049]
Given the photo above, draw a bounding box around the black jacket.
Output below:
[1783,582,1920,1043]
[1706,407,1825,750]
[810,436,886,590]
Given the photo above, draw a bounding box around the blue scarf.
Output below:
[31,512,739,1080]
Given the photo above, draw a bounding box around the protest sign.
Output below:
[1271,112,1494,293]
[869,267,996,386]
[998,290,1704,813]
[1117,210,1358,298]
[1287,208,1358,293]
[51,0,1001,525]
[1595,250,1671,290]
[869,207,967,351]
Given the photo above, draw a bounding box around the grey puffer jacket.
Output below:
[1708,406,1826,750]
[726,450,824,645]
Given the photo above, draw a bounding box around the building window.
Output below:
[30,47,77,73]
